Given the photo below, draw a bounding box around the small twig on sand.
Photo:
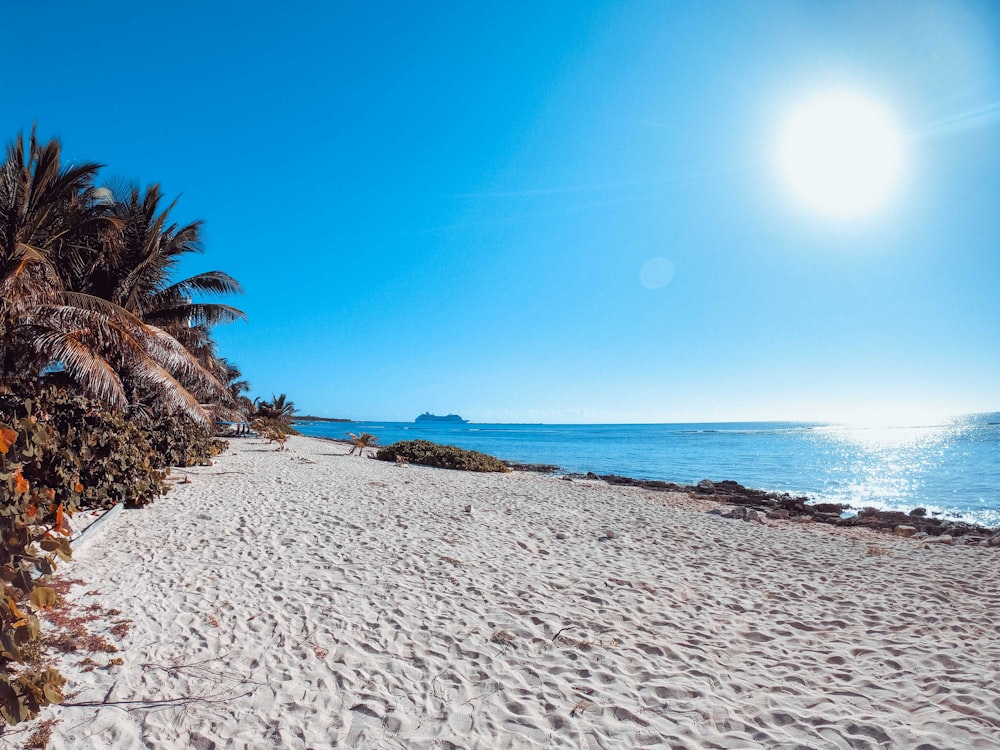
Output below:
[140,653,268,689]
[62,688,254,712]
[56,653,262,718]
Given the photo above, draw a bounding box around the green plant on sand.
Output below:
[148,415,228,468]
[375,440,510,473]
[347,432,378,456]
[253,393,296,422]
[4,388,166,510]
[251,394,301,440]
[0,412,69,725]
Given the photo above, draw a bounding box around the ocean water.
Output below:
[296,414,1000,528]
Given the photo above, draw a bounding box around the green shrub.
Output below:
[12,389,166,509]
[0,388,236,725]
[0,410,69,725]
[375,440,510,472]
[148,416,228,468]
[252,416,300,437]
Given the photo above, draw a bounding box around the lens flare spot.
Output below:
[640,258,675,289]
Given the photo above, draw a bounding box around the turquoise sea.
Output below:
[295,414,1000,528]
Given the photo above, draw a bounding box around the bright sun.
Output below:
[778,90,904,219]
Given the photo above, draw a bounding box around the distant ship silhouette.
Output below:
[415,412,469,423]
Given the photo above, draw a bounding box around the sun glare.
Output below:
[778,90,904,219]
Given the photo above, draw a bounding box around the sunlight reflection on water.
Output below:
[804,418,995,524]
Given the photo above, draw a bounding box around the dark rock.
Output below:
[600,474,687,492]
[811,502,848,515]
[882,511,909,524]
[586,472,601,480]
[507,462,561,473]
[766,509,790,520]
[813,512,843,523]
[909,507,927,518]
[696,479,715,494]
[925,535,954,545]
[778,497,808,513]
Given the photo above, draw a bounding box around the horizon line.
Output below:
[295,409,998,428]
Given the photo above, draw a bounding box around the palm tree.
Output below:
[254,393,296,421]
[80,182,245,334]
[0,129,234,426]
[219,358,250,401]
[218,358,254,428]
[56,182,246,410]
[0,126,118,400]
[347,432,378,456]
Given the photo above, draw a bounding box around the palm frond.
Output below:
[146,303,247,328]
[24,329,127,408]
[1,130,242,424]
[156,271,244,297]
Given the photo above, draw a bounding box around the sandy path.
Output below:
[6,436,999,749]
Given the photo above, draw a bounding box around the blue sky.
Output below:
[5,1,999,423]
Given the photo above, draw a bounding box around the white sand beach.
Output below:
[7,436,1000,749]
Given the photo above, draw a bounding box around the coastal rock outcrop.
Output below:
[585,473,997,546]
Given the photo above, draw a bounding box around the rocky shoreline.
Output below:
[309,441,998,546]
[563,472,1000,547]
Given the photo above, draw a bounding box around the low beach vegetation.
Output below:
[0,127,247,725]
[148,416,228,470]
[347,432,378,455]
[375,439,510,472]
[251,394,301,439]
[0,403,74,723]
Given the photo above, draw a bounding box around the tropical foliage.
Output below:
[251,393,300,439]
[0,391,231,721]
[0,127,247,725]
[0,401,72,723]
[148,415,228,469]
[254,393,296,422]
[347,432,378,455]
[0,127,243,427]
